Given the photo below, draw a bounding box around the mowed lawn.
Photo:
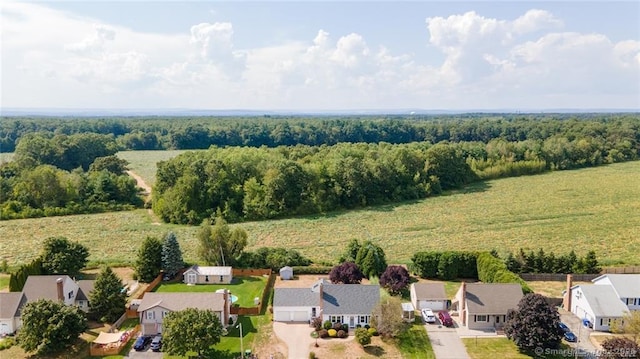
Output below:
[1,161,639,267]
[154,276,268,308]
[463,338,571,359]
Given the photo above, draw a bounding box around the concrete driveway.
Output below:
[424,320,470,359]
[558,307,598,355]
[273,322,316,359]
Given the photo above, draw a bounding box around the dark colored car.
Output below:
[564,331,578,342]
[438,311,454,327]
[582,319,593,328]
[558,322,570,333]
[133,336,151,351]
[150,335,162,352]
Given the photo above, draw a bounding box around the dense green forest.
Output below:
[1,113,638,151]
[1,113,638,222]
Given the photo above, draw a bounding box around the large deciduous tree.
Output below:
[379,265,410,295]
[40,237,89,276]
[89,266,127,322]
[504,293,563,353]
[329,262,364,284]
[371,296,406,338]
[162,232,184,278]
[424,143,477,191]
[355,241,387,279]
[197,215,247,266]
[162,308,224,357]
[135,236,163,282]
[17,299,87,355]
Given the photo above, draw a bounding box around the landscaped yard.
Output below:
[463,337,571,359]
[396,322,435,358]
[154,276,268,307]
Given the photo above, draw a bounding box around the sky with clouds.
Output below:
[2,1,639,111]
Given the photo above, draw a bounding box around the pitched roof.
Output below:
[186,265,232,276]
[137,292,227,313]
[411,283,447,300]
[593,274,640,299]
[21,275,72,302]
[273,288,319,307]
[322,284,380,315]
[463,283,523,315]
[76,280,95,301]
[0,292,25,318]
[577,285,629,317]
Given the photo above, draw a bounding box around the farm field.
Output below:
[0,160,639,267]
[117,150,195,186]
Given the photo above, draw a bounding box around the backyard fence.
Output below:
[519,273,600,282]
[601,266,640,274]
[233,268,272,276]
[89,325,139,357]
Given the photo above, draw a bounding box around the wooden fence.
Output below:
[89,325,139,357]
[601,266,640,274]
[519,273,600,282]
[229,272,275,316]
[233,268,272,276]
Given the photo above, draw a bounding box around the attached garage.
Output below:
[273,308,311,322]
[417,300,446,311]
[273,288,320,323]
[410,283,448,311]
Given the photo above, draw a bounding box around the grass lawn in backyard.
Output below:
[154,276,268,307]
[463,337,572,359]
[396,322,435,359]
[0,274,9,291]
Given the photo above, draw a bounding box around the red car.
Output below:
[438,311,454,327]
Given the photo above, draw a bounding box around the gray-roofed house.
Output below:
[0,292,26,335]
[410,282,448,311]
[592,274,640,311]
[137,291,231,336]
[451,283,523,330]
[569,284,630,331]
[272,280,380,328]
[183,265,233,284]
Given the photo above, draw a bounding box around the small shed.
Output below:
[279,266,293,280]
[401,302,415,322]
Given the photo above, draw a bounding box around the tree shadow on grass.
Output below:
[364,345,386,356]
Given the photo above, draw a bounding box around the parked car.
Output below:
[582,319,593,328]
[438,311,454,327]
[133,336,151,351]
[558,322,570,333]
[150,335,162,352]
[564,331,578,342]
[421,309,436,323]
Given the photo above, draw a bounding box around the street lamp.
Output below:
[236,322,244,359]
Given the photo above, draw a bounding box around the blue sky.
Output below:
[2,1,639,111]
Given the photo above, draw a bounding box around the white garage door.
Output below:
[274,310,308,322]
[420,300,445,311]
[273,310,290,322]
[292,311,308,322]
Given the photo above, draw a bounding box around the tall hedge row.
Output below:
[476,252,532,294]
[410,251,478,280]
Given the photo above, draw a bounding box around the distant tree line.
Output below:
[1,114,638,152]
[0,133,143,219]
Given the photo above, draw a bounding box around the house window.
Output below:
[476,315,487,322]
[330,316,342,323]
[162,311,169,318]
[359,316,368,324]
[205,275,209,282]
[220,275,224,282]
[68,291,73,299]
[146,311,155,320]
[77,300,84,307]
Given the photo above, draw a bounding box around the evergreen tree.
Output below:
[505,253,522,273]
[355,241,387,279]
[135,236,163,282]
[89,266,127,322]
[162,232,184,278]
[582,250,601,274]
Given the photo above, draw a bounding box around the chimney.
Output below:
[56,278,64,302]
[563,274,573,311]
[461,282,467,326]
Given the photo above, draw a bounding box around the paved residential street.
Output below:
[424,321,470,359]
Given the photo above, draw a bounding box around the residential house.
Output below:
[273,280,380,329]
[183,265,233,284]
[451,283,523,330]
[0,275,95,335]
[410,283,448,311]
[568,284,629,331]
[592,274,640,311]
[137,292,231,336]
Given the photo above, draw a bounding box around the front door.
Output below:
[349,316,355,328]
[187,273,196,284]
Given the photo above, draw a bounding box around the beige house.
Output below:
[183,265,233,285]
[451,283,523,330]
[410,283,448,311]
[137,292,231,336]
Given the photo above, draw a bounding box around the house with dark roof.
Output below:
[273,280,380,328]
[451,283,523,330]
[137,291,231,336]
[410,283,448,311]
[0,275,95,335]
[183,265,233,284]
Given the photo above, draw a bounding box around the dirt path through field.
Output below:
[126,170,161,225]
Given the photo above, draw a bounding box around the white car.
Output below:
[421,309,436,323]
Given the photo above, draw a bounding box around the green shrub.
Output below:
[0,337,16,350]
[328,329,337,337]
[309,352,316,359]
[323,320,332,330]
[337,330,347,338]
[341,323,349,332]
[364,324,370,329]
[332,322,343,331]
[318,329,329,338]
[476,252,532,294]
[292,266,332,275]
[356,324,362,328]
[368,327,378,336]
[355,327,372,346]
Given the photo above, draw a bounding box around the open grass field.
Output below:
[117,150,194,186]
[154,276,268,307]
[462,338,572,359]
[1,160,639,268]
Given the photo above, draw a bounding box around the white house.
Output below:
[592,274,640,311]
[279,266,294,280]
[137,292,230,336]
[183,265,233,285]
[451,283,523,330]
[569,284,629,331]
[273,280,380,328]
[410,283,448,311]
[0,293,24,335]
